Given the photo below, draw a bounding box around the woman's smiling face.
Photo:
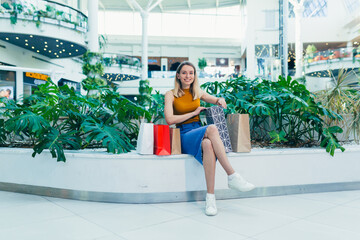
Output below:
[177,65,195,89]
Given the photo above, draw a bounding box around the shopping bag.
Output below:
[136,122,154,154]
[170,128,181,155]
[226,114,251,152]
[154,124,171,155]
[205,106,233,152]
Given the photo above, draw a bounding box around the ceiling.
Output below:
[0,33,87,59]
[98,0,245,12]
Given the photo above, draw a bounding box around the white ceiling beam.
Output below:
[128,0,143,12]
[159,2,164,12]
[125,0,135,11]
[98,0,105,11]
[148,0,164,12]
[187,0,191,9]
[216,0,219,8]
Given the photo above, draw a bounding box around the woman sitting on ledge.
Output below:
[164,61,255,216]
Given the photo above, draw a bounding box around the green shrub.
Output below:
[201,75,345,156]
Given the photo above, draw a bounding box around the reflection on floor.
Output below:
[1,190,360,240]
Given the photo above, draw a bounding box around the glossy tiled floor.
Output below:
[1,190,360,240]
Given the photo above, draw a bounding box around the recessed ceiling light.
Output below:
[16,37,19,39]
[49,50,51,53]
[31,46,35,49]
[45,45,48,48]
[56,39,59,42]
[60,42,63,45]
[56,45,59,47]
[44,41,47,44]
[44,48,46,51]
[54,52,57,55]
[71,44,74,47]
[59,51,62,53]
[63,49,65,52]
[25,39,28,42]
[30,35,33,38]
[36,50,39,52]
[56,55,59,58]
[5,38,9,40]
[25,43,28,46]
[76,49,78,52]
[69,53,72,55]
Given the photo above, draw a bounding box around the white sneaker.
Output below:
[228,173,255,192]
[205,194,217,216]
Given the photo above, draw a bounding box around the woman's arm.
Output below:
[164,91,205,125]
[200,91,227,109]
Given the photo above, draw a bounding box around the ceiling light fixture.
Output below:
[56,39,59,42]
[5,37,9,40]
[16,37,19,39]
[30,35,33,38]
[31,46,35,49]
[56,45,59,47]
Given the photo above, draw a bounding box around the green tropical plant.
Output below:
[198,57,207,71]
[81,51,107,89]
[315,68,360,142]
[202,75,344,156]
[0,79,146,162]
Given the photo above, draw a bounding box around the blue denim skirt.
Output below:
[178,122,208,165]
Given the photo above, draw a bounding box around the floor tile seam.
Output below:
[0,214,79,233]
[222,201,311,219]
[298,218,360,235]
[250,217,303,238]
[41,197,125,238]
[295,203,355,220]
[43,196,138,220]
[117,215,186,235]
[187,215,252,239]
[292,194,360,205]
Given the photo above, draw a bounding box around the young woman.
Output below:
[164,61,255,216]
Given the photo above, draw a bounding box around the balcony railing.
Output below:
[304,47,360,65]
[0,0,87,32]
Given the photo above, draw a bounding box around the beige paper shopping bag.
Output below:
[226,114,251,152]
[170,128,182,155]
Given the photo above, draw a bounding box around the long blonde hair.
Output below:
[172,61,202,100]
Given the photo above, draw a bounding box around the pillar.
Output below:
[88,0,99,52]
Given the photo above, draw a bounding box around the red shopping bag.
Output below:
[154,125,171,155]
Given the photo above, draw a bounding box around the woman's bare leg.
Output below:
[202,138,216,194]
[204,125,235,176]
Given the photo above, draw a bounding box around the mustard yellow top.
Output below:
[173,88,200,126]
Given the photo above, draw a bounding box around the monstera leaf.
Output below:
[320,126,345,156]
[81,118,134,154]
[32,128,81,162]
[5,111,50,136]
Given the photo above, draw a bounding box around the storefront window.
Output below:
[0,70,15,100]
[23,72,49,98]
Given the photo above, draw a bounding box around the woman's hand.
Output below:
[193,107,207,116]
[216,98,227,109]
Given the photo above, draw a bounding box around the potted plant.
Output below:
[198,57,207,71]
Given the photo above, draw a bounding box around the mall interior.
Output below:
[1,0,360,239]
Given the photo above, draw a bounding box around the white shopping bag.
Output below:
[136,122,154,154]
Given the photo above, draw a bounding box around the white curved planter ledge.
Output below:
[1,145,360,203]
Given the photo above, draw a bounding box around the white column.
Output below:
[16,70,23,103]
[141,11,149,80]
[88,0,99,52]
[246,1,256,79]
[294,5,303,78]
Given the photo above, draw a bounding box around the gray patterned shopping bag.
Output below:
[205,106,233,152]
